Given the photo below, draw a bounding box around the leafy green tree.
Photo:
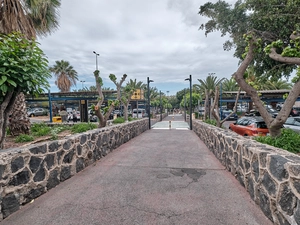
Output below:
[50,60,78,92]
[180,93,201,112]
[0,32,50,149]
[199,0,300,137]
[0,0,60,140]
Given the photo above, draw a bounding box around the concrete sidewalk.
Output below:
[1,115,272,225]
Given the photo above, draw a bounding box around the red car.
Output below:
[229,116,269,136]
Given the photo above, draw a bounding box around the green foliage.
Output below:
[15,134,34,143]
[255,129,300,154]
[128,117,134,121]
[31,123,51,136]
[113,117,125,124]
[50,125,69,140]
[199,0,300,79]
[204,119,217,126]
[0,32,51,102]
[71,123,97,133]
[180,92,201,108]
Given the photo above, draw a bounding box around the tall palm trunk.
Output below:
[9,93,31,136]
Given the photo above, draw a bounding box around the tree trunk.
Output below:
[233,35,300,137]
[204,89,209,120]
[0,90,20,149]
[8,93,31,136]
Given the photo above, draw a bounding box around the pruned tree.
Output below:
[211,86,241,128]
[92,71,127,128]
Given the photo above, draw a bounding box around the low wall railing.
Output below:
[0,119,148,220]
[193,120,300,225]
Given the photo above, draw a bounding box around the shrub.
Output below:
[31,122,51,136]
[255,129,300,154]
[50,125,69,140]
[113,117,125,124]
[15,134,34,143]
[204,119,217,126]
[71,123,97,134]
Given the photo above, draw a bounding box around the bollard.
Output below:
[172,116,174,120]
[169,120,171,129]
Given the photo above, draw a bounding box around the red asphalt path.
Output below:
[1,115,272,225]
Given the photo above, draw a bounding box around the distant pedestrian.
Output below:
[72,110,78,123]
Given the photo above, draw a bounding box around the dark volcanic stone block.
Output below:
[45,154,55,170]
[8,170,30,186]
[269,155,288,181]
[1,193,20,218]
[47,169,60,190]
[49,141,59,152]
[63,150,75,164]
[76,158,84,173]
[259,189,273,222]
[60,166,71,181]
[11,156,24,173]
[63,140,72,150]
[278,183,297,216]
[33,166,46,182]
[29,144,47,154]
[80,134,87,145]
[262,172,277,196]
[29,156,42,173]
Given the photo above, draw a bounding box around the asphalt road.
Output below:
[2,115,272,225]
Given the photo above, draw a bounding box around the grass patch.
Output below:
[113,117,125,124]
[15,134,34,143]
[71,123,97,134]
[255,128,300,154]
[204,119,217,126]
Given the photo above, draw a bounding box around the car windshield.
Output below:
[294,118,300,126]
[256,122,268,128]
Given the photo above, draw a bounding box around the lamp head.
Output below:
[185,78,190,81]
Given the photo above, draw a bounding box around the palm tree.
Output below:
[194,75,225,119]
[50,60,78,92]
[222,77,239,92]
[265,79,292,90]
[0,0,60,137]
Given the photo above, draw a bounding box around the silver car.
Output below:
[283,117,300,133]
[27,108,48,117]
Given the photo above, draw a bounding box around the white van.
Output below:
[132,108,146,118]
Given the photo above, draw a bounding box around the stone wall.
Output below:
[193,120,300,225]
[0,119,148,220]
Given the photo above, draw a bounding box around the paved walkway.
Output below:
[1,115,272,225]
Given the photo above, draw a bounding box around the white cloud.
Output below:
[39,0,239,95]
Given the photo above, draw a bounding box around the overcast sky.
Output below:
[38,0,239,96]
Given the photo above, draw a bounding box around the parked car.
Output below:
[27,108,48,117]
[229,116,269,136]
[291,107,300,117]
[245,107,278,118]
[283,116,300,133]
[132,109,146,118]
[220,109,238,120]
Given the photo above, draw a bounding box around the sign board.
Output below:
[131,89,144,100]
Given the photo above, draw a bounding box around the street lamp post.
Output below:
[80,80,85,89]
[208,72,215,119]
[160,91,162,121]
[93,51,99,70]
[184,89,186,122]
[185,75,192,130]
[147,77,154,129]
